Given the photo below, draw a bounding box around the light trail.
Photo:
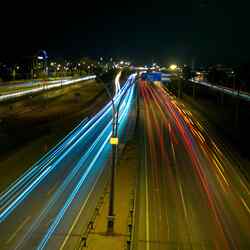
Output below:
[0,78,74,89]
[114,71,122,95]
[37,82,135,249]
[0,74,136,250]
[137,80,250,249]
[0,118,89,205]
[0,75,96,102]
[0,74,135,223]
[12,74,135,250]
[14,117,114,250]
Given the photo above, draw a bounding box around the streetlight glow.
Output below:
[169,64,177,70]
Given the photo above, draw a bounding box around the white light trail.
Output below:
[0,76,96,102]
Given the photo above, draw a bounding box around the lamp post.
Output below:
[107,81,134,234]
[37,50,48,106]
[98,74,134,234]
[97,78,117,234]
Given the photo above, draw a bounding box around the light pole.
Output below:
[98,74,134,234]
[37,50,48,106]
[107,81,134,234]
[232,71,236,91]
[98,78,117,233]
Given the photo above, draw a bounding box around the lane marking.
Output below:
[144,144,150,250]
[59,188,93,250]
[6,216,31,245]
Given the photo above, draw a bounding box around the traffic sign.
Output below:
[141,72,162,82]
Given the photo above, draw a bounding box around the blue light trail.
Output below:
[0,73,136,250]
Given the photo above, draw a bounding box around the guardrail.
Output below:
[124,190,136,250]
[75,184,109,250]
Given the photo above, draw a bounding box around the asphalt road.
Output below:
[190,79,250,102]
[0,76,96,102]
[0,75,136,250]
[133,80,250,250]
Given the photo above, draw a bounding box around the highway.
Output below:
[0,76,96,102]
[133,80,250,250]
[0,78,73,88]
[190,79,250,102]
[0,74,136,250]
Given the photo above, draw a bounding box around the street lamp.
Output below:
[169,64,177,71]
[37,50,49,107]
[107,81,134,234]
[37,50,48,80]
[98,74,135,234]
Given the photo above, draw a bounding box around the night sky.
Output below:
[1,0,250,65]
